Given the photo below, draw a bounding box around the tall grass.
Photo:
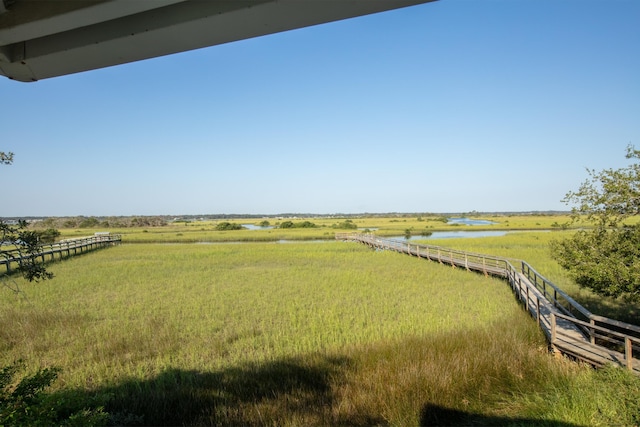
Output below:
[421,231,640,325]
[1,241,639,425]
[55,213,577,243]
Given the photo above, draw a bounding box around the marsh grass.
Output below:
[55,213,578,243]
[2,241,639,425]
[421,231,640,324]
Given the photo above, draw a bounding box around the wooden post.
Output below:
[536,297,541,327]
[551,313,557,349]
[625,337,633,371]
[590,319,596,345]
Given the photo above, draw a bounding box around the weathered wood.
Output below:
[336,232,640,374]
[0,234,121,277]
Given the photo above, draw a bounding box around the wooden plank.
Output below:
[337,233,640,374]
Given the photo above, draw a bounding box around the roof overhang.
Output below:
[0,0,434,82]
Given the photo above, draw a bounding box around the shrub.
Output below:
[36,228,61,244]
[279,221,317,229]
[215,222,244,231]
[78,217,100,228]
[332,220,358,230]
[0,361,108,426]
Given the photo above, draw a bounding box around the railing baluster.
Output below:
[338,233,639,373]
[551,313,557,350]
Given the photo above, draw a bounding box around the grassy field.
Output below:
[417,231,640,325]
[2,232,640,425]
[53,213,576,243]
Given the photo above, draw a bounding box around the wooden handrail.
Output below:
[337,232,640,372]
[0,234,121,275]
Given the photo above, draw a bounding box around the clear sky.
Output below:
[1,0,639,217]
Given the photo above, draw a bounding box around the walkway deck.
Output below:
[336,233,640,374]
[1,234,121,276]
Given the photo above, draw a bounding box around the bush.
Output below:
[36,228,60,244]
[279,221,317,229]
[332,220,358,230]
[78,217,100,228]
[0,361,108,426]
[215,222,244,231]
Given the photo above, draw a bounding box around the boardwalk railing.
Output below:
[336,232,640,373]
[1,234,122,275]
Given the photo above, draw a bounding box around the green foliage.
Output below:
[404,228,412,239]
[552,145,640,302]
[215,222,244,231]
[332,220,358,230]
[0,361,108,426]
[279,220,317,229]
[129,216,167,227]
[1,157,54,289]
[36,229,60,244]
[564,145,640,228]
[78,217,100,228]
[259,220,270,227]
[36,216,168,229]
[551,226,640,301]
[0,220,53,283]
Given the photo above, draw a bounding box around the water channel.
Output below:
[389,230,508,241]
[234,218,512,243]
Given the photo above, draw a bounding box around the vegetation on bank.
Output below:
[214,221,245,231]
[24,213,580,243]
[2,240,639,425]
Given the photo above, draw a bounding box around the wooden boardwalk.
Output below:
[336,233,640,374]
[1,234,122,276]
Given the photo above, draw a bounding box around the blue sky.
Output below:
[2,0,639,217]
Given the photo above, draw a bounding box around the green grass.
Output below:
[53,213,579,243]
[418,231,640,325]
[2,240,639,425]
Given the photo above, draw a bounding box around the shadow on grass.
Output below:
[420,403,584,427]
[572,291,640,326]
[53,355,366,426]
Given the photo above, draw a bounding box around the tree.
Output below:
[550,145,640,302]
[1,153,54,294]
[1,153,106,425]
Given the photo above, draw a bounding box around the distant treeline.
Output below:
[30,216,168,229]
[8,211,572,230]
